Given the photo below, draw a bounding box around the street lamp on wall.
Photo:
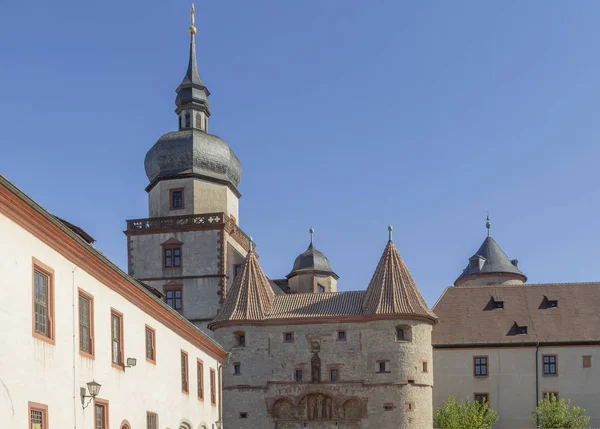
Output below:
[124,357,137,370]
[80,380,101,409]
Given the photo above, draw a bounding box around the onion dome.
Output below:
[144,4,242,192]
[212,240,275,324]
[362,226,437,322]
[287,228,338,279]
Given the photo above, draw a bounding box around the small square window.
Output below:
[283,332,294,343]
[337,331,346,341]
[494,300,504,309]
[474,393,489,403]
[384,403,394,411]
[406,402,415,411]
[517,326,528,335]
[239,412,248,418]
[378,362,387,373]
[295,369,303,382]
[330,369,338,382]
[583,356,592,368]
[407,378,415,384]
[548,300,558,308]
[422,361,428,373]
[233,363,241,375]
[543,355,557,375]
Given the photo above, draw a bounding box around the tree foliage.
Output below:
[434,395,499,429]
[532,394,590,428]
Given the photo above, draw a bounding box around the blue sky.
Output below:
[1,1,600,305]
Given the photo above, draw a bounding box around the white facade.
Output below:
[0,177,227,429]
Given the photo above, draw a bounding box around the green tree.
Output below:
[434,395,499,429]
[532,394,590,428]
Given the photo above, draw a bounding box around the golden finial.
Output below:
[189,3,197,35]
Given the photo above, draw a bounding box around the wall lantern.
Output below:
[80,380,102,409]
[124,357,137,370]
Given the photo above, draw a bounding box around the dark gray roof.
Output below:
[144,129,242,189]
[175,34,210,113]
[287,243,337,278]
[455,236,526,285]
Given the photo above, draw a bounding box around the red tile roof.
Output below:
[433,282,600,346]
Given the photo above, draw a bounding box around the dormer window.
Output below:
[493,300,504,310]
[543,295,558,308]
[469,255,485,271]
[548,300,558,308]
[517,325,528,335]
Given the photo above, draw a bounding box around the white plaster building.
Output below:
[0,175,227,429]
[433,231,600,428]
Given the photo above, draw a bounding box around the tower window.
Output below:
[164,285,183,312]
[164,247,182,268]
[170,189,184,210]
[329,368,338,382]
[283,332,294,343]
[185,112,191,128]
[295,369,303,382]
[178,116,182,129]
[233,363,241,375]
[234,332,245,347]
[317,284,325,293]
[337,330,346,341]
[396,327,405,341]
[377,361,389,373]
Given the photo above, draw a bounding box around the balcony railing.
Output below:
[126,212,227,232]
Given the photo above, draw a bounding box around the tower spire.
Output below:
[486,214,491,237]
[175,3,210,131]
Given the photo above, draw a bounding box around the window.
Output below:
[181,350,189,393]
[32,259,55,343]
[378,361,388,373]
[384,403,394,411]
[233,363,241,375]
[283,332,294,343]
[517,325,528,335]
[494,300,504,309]
[145,325,155,363]
[583,356,592,368]
[210,368,216,405]
[234,331,245,347]
[234,264,243,278]
[407,377,415,384]
[94,399,109,429]
[164,247,182,268]
[422,361,428,373]
[396,327,405,341]
[548,300,558,308]
[165,284,183,312]
[185,112,191,128]
[330,368,339,382]
[146,412,158,429]
[29,402,48,429]
[406,402,415,412]
[239,412,248,418]
[337,330,346,341]
[111,309,124,368]
[317,284,325,293]
[79,289,94,357]
[543,355,557,375]
[474,393,489,403]
[178,116,182,129]
[474,356,488,377]
[295,369,303,382]
[170,189,184,210]
[197,359,204,400]
[544,392,559,401]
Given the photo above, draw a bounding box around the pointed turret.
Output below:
[212,240,275,323]
[362,226,437,322]
[454,217,526,287]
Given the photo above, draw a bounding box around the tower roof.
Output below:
[213,246,275,323]
[455,236,527,285]
[287,228,338,279]
[362,236,437,322]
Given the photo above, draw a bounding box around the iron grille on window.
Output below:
[31,409,44,429]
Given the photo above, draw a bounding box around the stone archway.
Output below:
[273,398,295,419]
[343,398,362,419]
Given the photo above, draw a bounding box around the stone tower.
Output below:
[210,229,438,429]
[125,8,251,331]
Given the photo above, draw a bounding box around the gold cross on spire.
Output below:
[189,3,197,35]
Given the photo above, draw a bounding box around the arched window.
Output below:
[184,112,191,128]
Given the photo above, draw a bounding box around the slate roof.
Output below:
[432,282,600,346]
[213,249,275,322]
[288,243,338,279]
[455,236,526,285]
[362,240,438,322]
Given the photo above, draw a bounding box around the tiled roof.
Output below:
[362,240,437,322]
[213,250,275,322]
[432,282,600,346]
[267,291,365,319]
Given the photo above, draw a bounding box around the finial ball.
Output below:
[388,225,393,232]
[309,227,314,234]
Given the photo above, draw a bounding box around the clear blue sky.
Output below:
[2,1,600,306]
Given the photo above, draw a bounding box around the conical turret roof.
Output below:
[213,248,275,323]
[362,239,437,322]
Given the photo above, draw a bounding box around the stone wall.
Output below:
[214,318,434,428]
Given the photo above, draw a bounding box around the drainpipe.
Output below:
[72,266,79,429]
[535,342,540,428]
[218,352,231,428]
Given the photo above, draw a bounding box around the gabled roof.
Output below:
[213,249,275,323]
[433,282,600,346]
[362,240,437,322]
[455,236,526,285]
